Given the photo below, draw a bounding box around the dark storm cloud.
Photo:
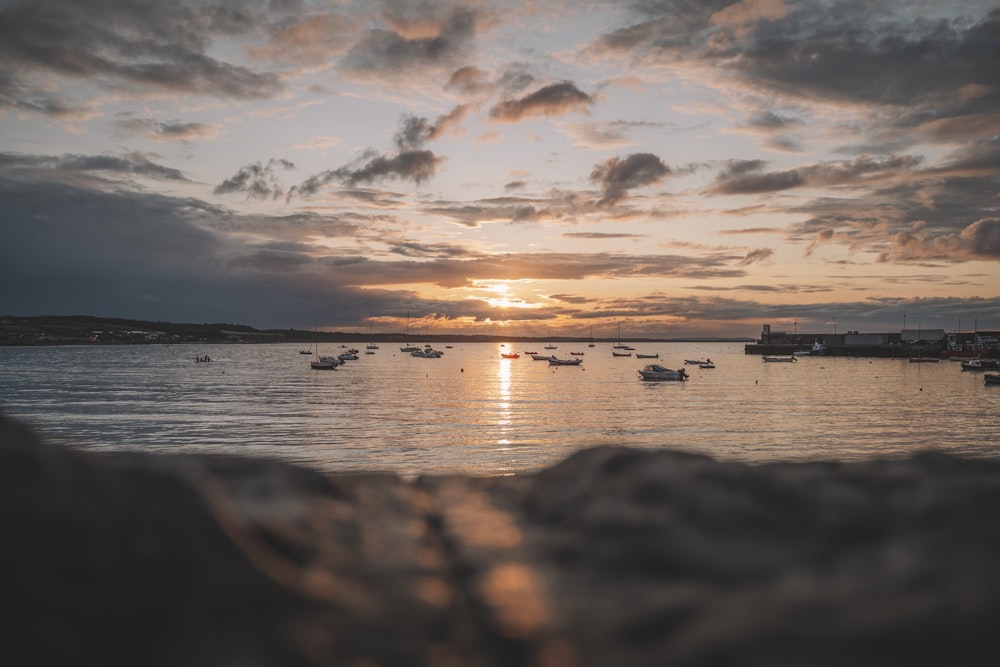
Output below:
[488,82,595,122]
[590,153,671,206]
[340,7,476,76]
[0,0,283,114]
[214,159,295,200]
[0,174,415,327]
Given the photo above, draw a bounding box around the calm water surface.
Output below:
[2,342,998,476]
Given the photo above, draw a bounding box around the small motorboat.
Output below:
[548,356,582,366]
[684,359,708,365]
[501,352,520,359]
[638,364,687,381]
[985,374,1000,386]
[570,352,585,356]
[338,352,359,361]
[635,353,659,359]
[531,354,553,361]
[612,351,632,357]
[762,355,796,363]
[699,362,715,369]
[961,358,999,371]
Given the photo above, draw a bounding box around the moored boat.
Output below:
[501,352,520,359]
[612,351,632,357]
[909,356,940,363]
[961,358,999,371]
[638,364,688,381]
[762,355,796,363]
[548,356,582,366]
[985,374,1000,386]
[531,354,553,361]
[635,353,659,359]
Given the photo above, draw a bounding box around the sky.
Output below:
[1,0,999,339]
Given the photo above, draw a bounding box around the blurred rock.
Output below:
[3,413,1000,666]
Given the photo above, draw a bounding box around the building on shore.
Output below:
[746,324,999,358]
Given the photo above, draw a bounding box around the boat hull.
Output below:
[638,364,687,381]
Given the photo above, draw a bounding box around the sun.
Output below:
[477,281,540,310]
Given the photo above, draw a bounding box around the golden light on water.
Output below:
[497,348,513,447]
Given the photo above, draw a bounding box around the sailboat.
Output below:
[612,322,633,350]
[588,325,595,347]
[310,338,340,370]
[400,311,420,352]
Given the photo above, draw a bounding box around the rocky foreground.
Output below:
[4,413,1000,667]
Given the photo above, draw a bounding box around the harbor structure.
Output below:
[746,324,999,358]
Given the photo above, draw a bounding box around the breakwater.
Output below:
[744,342,948,357]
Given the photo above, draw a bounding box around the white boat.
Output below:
[961,358,998,371]
[794,340,827,356]
[638,364,688,381]
[531,354,553,361]
[310,357,339,370]
[762,355,796,362]
[548,356,582,366]
[544,344,558,350]
[338,352,359,361]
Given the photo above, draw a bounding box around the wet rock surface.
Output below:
[4,414,1000,666]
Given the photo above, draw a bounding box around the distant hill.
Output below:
[0,315,753,346]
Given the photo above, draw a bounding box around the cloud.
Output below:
[445,65,492,96]
[287,113,455,198]
[111,117,217,143]
[488,82,595,122]
[0,151,187,182]
[590,153,671,206]
[395,106,470,149]
[340,6,477,77]
[709,155,923,195]
[0,0,283,115]
[297,150,442,197]
[878,218,1000,263]
[593,3,1000,151]
[739,248,774,265]
[214,159,296,200]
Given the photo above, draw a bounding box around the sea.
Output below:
[1,342,998,477]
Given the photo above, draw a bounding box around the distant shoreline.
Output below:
[0,315,753,347]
